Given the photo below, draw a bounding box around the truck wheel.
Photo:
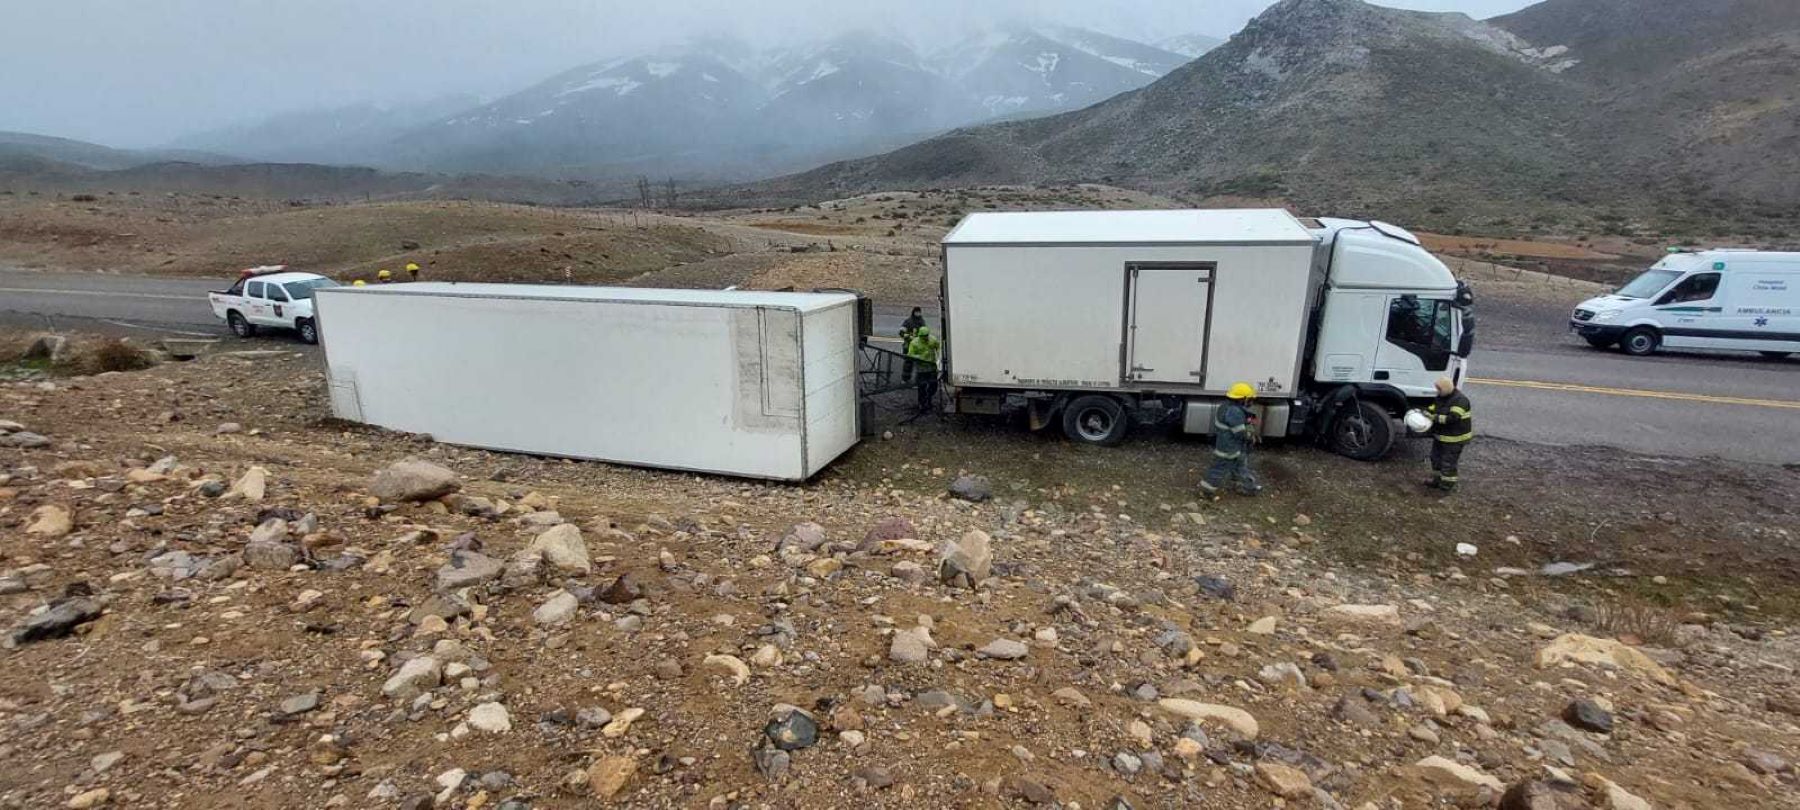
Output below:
[1620,327,1659,357]
[296,318,318,345]
[1330,400,1395,461]
[1062,395,1130,447]
[1760,351,1792,360]
[1583,335,1615,349]
[227,311,256,338]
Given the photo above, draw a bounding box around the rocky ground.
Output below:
[1,345,1797,810]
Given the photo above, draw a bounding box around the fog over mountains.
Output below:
[170,26,1212,180]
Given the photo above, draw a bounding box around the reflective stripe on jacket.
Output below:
[1427,390,1474,443]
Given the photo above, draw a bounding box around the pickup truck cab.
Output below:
[209,267,337,344]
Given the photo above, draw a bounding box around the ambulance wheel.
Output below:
[227,311,256,338]
[1620,327,1660,357]
[1062,395,1129,447]
[1331,400,1394,461]
[1584,336,1615,349]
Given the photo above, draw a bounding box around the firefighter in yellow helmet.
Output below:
[377,269,393,283]
[1200,382,1263,499]
[405,262,420,281]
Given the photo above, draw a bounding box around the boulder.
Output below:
[382,656,442,699]
[1156,699,1259,739]
[227,466,268,502]
[435,551,502,591]
[10,596,102,644]
[370,458,461,503]
[1255,762,1313,799]
[1413,755,1503,792]
[243,541,300,570]
[948,474,992,502]
[979,638,1030,660]
[533,590,579,626]
[1536,634,1675,685]
[938,529,993,588]
[587,756,637,800]
[25,505,73,538]
[527,524,591,575]
[467,702,512,733]
[889,627,932,664]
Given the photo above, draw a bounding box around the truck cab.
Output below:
[1309,219,1471,399]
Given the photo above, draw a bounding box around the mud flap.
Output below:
[1027,396,1063,432]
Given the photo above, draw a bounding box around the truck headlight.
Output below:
[1593,311,1620,322]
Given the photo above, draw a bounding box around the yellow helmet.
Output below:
[352,279,367,287]
[1227,382,1256,400]
[405,262,420,272]
[377,269,392,280]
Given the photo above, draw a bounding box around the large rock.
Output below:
[1156,699,1259,739]
[979,638,1029,660]
[859,517,916,553]
[467,702,512,733]
[243,541,300,570]
[526,524,591,575]
[588,755,637,799]
[382,656,443,699]
[0,431,51,449]
[25,505,73,538]
[889,627,932,664]
[10,597,102,644]
[227,466,268,502]
[1500,780,1585,810]
[435,551,502,591]
[938,529,993,589]
[1413,755,1503,792]
[1536,634,1675,685]
[1563,699,1614,733]
[370,458,461,503]
[1255,762,1313,799]
[533,590,579,625]
[948,474,992,502]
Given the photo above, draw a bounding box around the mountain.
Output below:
[206,27,1189,179]
[753,0,1800,225]
[0,131,236,170]
[940,25,1191,118]
[1156,33,1225,58]
[170,96,478,165]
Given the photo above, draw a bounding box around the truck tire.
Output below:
[1062,395,1130,447]
[296,318,318,345]
[1620,327,1659,357]
[1760,351,1792,360]
[1583,335,1615,349]
[227,311,257,338]
[1330,400,1395,461]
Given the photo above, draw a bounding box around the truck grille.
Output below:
[1572,309,1595,322]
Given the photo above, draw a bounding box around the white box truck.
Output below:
[939,209,1473,459]
[314,283,862,481]
[1570,249,1800,359]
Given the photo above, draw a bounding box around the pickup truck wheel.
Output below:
[227,311,256,338]
[1062,395,1129,447]
[1620,327,1659,357]
[296,318,318,345]
[1330,400,1395,461]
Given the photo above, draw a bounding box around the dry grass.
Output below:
[1590,600,1682,646]
[79,337,156,374]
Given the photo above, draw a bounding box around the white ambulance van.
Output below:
[1570,250,1800,359]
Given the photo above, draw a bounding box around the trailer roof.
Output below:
[943,208,1315,246]
[318,283,858,312]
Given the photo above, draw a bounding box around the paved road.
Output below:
[5,267,1796,465]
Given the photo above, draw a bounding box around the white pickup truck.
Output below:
[208,267,338,344]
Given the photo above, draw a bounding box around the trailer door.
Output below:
[1126,263,1214,386]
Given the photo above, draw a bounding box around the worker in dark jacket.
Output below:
[1201,382,1263,498]
[906,326,942,413]
[1425,377,1474,492]
[899,307,927,382]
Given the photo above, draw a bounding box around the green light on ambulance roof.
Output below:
[1713,261,1726,270]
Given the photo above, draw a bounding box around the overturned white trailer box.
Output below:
[314,283,861,480]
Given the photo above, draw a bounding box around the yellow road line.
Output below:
[1469,377,1800,410]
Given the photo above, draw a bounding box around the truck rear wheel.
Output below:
[1760,351,1792,360]
[1330,400,1395,461]
[227,311,256,338]
[1062,395,1129,447]
[1620,327,1659,357]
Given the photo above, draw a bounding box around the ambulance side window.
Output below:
[1657,272,1720,305]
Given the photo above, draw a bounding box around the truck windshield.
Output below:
[1616,268,1681,299]
[283,278,339,300]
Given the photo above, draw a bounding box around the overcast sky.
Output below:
[0,0,1537,148]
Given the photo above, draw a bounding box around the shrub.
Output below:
[82,337,155,374]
